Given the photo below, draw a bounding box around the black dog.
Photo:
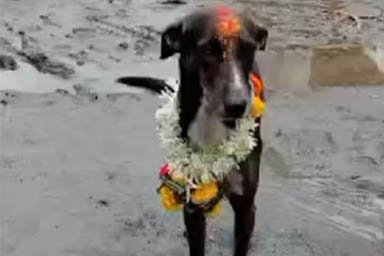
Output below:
[118,7,268,256]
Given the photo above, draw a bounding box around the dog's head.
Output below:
[160,7,268,127]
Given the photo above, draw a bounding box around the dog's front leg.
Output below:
[183,206,206,256]
[229,195,256,256]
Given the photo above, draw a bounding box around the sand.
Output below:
[1,0,384,255]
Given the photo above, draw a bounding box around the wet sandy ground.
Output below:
[1,0,384,255]
[1,86,384,256]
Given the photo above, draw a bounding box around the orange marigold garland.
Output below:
[191,182,219,205]
[159,163,223,216]
[250,72,266,118]
[159,185,183,211]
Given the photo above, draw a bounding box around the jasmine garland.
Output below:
[155,91,258,185]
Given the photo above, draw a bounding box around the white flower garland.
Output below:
[155,91,258,185]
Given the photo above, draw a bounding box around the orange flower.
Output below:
[250,73,264,99]
[251,96,265,118]
[205,201,223,217]
[192,182,219,205]
[159,186,183,211]
[250,73,266,118]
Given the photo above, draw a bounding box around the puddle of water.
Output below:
[0,57,178,94]
[77,57,179,93]
[0,62,74,93]
[2,45,383,94]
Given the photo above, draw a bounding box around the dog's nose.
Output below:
[224,101,247,119]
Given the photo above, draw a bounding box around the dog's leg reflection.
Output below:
[184,206,206,256]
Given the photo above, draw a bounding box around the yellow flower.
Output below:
[205,201,223,217]
[159,186,183,211]
[192,182,219,205]
[251,96,265,118]
[250,72,266,118]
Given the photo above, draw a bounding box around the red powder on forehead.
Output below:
[216,6,234,17]
[215,6,241,38]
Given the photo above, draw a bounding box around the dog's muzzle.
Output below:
[224,101,247,119]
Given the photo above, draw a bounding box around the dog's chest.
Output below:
[187,106,229,147]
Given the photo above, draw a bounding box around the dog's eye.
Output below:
[204,40,223,58]
[204,46,216,56]
[205,46,213,55]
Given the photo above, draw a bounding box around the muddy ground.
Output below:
[1,0,384,256]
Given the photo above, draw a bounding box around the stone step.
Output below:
[310,44,384,86]
[258,44,384,91]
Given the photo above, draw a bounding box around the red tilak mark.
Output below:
[216,6,234,17]
[215,6,241,59]
[215,6,241,38]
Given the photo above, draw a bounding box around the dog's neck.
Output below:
[187,99,231,147]
[177,65,202,142]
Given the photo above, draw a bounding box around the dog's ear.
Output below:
[160,21,184,59]
[243,15,268,51]
[247,24,268,51]
[253,26,268,51]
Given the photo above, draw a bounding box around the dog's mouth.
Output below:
[221,104,251,128]
[222,104,250,128]
[222,118,238,129]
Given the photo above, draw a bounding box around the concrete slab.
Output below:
[310,44,384,86]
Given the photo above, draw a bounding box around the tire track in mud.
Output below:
[86,15,161,40]
[260,90,384,253]
[293,178,384,241]
[0,35,75,79]
[84,15,161,55]
[236,0,332,49]
[255,173,384,256]
[236,0,384,49]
